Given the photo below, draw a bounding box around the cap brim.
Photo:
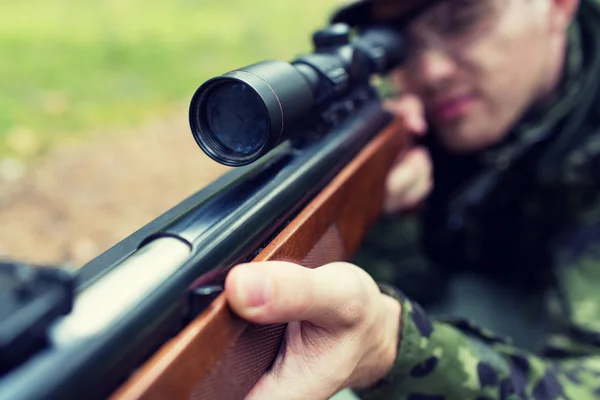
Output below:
[330,0,374,27]
[331,0,443,27]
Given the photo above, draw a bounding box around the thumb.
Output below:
[225,261,374,329]
[384,94,427,135]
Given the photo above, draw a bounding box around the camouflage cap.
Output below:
[331,0,444,27]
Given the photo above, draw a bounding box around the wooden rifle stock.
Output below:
[111,117,409,400]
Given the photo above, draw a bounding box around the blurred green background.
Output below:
[0,0,343,158]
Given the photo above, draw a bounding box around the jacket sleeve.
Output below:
[354,204,600,399]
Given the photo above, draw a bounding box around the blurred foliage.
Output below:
[0,0,343,158]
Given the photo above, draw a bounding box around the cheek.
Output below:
[459,25,547,125]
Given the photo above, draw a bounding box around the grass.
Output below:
[0,0,343,158]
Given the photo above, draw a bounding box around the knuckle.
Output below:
[392,155,413,173]
[384,95,424,127]
[385,176,402,198]
[339,297,369,328]
[412,148,430,164]
[411,150,433,179]
[388,163,412,187]
[385,173,400,195]
[322,263,376,326]
[407,150,428,171]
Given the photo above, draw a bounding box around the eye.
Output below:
[435,0,490,37]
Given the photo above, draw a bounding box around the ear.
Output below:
[549,0,580,31]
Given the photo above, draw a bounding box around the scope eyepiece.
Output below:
[189,61,315,166]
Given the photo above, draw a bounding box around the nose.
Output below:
[411,47,457,87]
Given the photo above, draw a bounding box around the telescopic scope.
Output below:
[189,23,408,166]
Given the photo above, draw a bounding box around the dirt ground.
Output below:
[0,109,230,268]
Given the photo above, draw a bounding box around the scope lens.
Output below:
[203,81,270,157]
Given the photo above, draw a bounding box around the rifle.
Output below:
[0,18,409,400]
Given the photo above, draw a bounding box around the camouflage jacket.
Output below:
[356,1,600,399]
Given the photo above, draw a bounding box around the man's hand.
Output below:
[225,261,402,400]
[383,95,433,213]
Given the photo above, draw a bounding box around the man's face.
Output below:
[392,0,566,153]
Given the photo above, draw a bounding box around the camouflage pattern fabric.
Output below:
[353,0,600,398]
[359,286,600,399]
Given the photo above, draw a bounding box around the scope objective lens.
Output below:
[190,60,315,166]
[204,82,270,156]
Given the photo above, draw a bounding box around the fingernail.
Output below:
[236,268,271,308]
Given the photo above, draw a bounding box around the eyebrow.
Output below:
[377,0,449,27]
